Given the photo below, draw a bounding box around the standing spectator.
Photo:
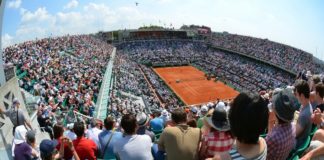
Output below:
[40,138,80,160]
[86,118,102,147]
[158,108,201,160]
[294,80,313,149]
[0,99,32,135]
[14,129,39,159]
[160,109,170,125]
[136,112,155,142]
[197,105,208,129]
[266,89,298,160]
[12,125,28,158]
[53,123,73,160]
[98,116,122,160]
[150,110,164,132]
[64,123,77,140]
[73,121,98,160]
[199,106,233,159]
[114,114,153,160]
[211,93,268,160]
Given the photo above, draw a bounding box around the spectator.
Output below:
[113,114,153,160]
[86,118,102,146]
[265,89,298,160]
[40,138,80,160]
[98,116,123,160]
[199,106,233,159]
[160,109,170,125]
[37,109,54,139]
[294,80,312,148]
[12,125,28,158]
[64,123,77,140]
[314,83,324,111]
[149,110,164,132]
[53,123,73,160]
[212,92,268,159]
[197,105,208,128]
[0,99,32,135]
[73,121,98,160]
[14,130,38,160]
[158,108,201,160]
[136,112,155,142]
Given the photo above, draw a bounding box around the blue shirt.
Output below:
[98,130,123,160]
[150,117,164,131]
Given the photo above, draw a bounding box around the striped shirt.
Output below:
[229,139,267,160]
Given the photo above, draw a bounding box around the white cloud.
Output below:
[1,34,14,49]
[7,0,22,9]
[64,0,79,9]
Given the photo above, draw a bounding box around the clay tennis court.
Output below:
[153,66,239,105]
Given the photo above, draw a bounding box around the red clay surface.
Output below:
[154,66,239,105]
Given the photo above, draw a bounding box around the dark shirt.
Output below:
[14,142,32,160]
[137,126,155,142]
[316,103,324,112]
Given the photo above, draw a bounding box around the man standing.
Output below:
[14,130,39,160]
[158,108,201,160]
[73,121,98,160]
[98,116,123,160]
[86,118,102,147]
[0,99,32,135]
[294,80,313,148]
[114,114,153,160]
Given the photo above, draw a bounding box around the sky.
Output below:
[1,0,324,60]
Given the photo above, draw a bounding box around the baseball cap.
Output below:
[40,139,58,157]
[201,105,208,112]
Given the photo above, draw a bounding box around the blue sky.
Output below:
[2,0,324,60]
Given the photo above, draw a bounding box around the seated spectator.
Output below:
[197,105,208,129]
[98,116,123,160]
[314,83,324,111]
[149,110,164,132]
[136,112,155,142]
[211,92,269,159]
[113,114,153,160]
[199,106,233,159]
[53,123,73,160]
[158,108,201,160]
[266,89,298,160]
[86,118,102,147]
[14,130,39,160]
[37,108,54,139]
[294,80,313,148]
[73,121,98,160]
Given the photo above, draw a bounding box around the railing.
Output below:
[4,66,15,81]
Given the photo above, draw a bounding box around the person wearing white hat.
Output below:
[11,125,28,158]
[0,98,33,135]
[197,105,208,128]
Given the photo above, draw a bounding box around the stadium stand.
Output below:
[2,29,324,160]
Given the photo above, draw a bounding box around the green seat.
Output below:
[287,136,311,160]
[260,134,267,138]
[18,71,27,79]
[310,124,318,137]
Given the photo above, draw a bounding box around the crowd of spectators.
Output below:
[210,33,324,74]
[3,33,324,160]
[3,35,113,135]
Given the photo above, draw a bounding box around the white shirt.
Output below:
[113,134,153,160]
[64,130,77,140]
[86,127,102,146]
